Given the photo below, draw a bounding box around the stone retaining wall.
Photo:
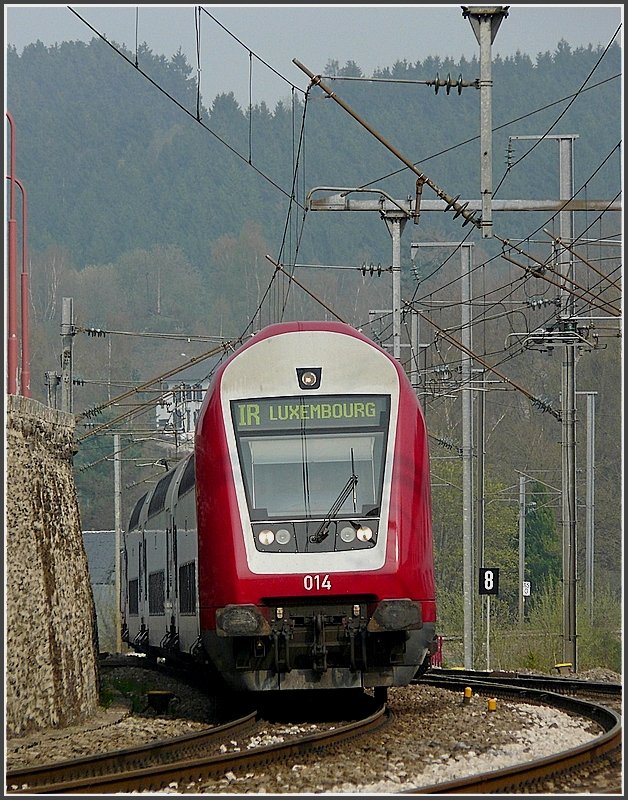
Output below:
[5,395,99,738]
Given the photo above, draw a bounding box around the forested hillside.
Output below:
[6,38,620,268]
[5,34,622,635]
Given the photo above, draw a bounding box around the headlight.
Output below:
[258,529,274,545]
[357,525,373,542]
[340,526,356,542]
[367,599,422,632]
[300,370,318,387]
[217,604,272,636]
[276,528,291,545]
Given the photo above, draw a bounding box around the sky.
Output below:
[4,4,624,108]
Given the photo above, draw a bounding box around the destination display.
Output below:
[232,395,389,431]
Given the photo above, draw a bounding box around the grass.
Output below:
[99,674,148,713]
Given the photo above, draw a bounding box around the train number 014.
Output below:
[303,574,332,591]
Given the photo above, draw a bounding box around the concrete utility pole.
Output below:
[60,297,75,413]
[518,475,527,625]
[45,371,61,409]
[113,432,123,654]
[462,5,509,239]
[558,136,578,672]
[383,211,408,360]
[308,187,412,363]
[577,391,597,619]
[519,135,580,671]
[410,241,475,669]
[461,243,475,668]
[584,392,596,619]
[475,367,486,572]
[506,134,581,671]
[409,310,422,391]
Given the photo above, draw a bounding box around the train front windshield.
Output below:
[232,395,389,521]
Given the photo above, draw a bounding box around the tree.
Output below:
[524,481,561,607]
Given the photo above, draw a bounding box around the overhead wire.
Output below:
[65,4,317,442]
[341,29,621,372]
[407,140,621,368]
[198,6,305,98]
[76,340,240,438]
[254,25,620,418]
[66,8,620,451]
[67,6,301,206]
[351,71,620,192]
[493,25,622,198]
[70,4,620,341]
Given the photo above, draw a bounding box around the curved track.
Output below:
[404,671,622,794]
[7,668,621,795]
[6,699,389,794]
[418,667,622,699]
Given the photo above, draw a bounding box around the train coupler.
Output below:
[348,624,368,671]
[311,613,328,673]
[271,625,293,673]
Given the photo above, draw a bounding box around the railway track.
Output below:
[418,666,622,700]
[7,667,621,794]
[6,698,389,794]
[406,670,622,793]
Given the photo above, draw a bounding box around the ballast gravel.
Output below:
[183,689,600,794]
[6,665,621,794]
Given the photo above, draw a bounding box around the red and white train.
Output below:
[122,321,437,695]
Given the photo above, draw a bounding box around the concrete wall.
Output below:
[5,395,100,738]
[92,584,117,653]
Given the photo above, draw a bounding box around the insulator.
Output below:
[461,210,480,227]
[506,140,514,168]
[444,195,460,213]
[532,396,557,415]
[452,201,470,220]
[429,72,468,96]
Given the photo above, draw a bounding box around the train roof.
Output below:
[229,321,393,362]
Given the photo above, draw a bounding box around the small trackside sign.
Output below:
[479,567,499,595]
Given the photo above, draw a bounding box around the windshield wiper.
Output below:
[309,473,358,544]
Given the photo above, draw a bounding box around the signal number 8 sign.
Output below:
[479,567,499,595]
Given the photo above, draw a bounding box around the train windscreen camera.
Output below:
[296,367,322,390]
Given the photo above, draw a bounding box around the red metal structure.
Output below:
[5,112,30,397]
[15,177,30,397]
[6,111,18,395]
